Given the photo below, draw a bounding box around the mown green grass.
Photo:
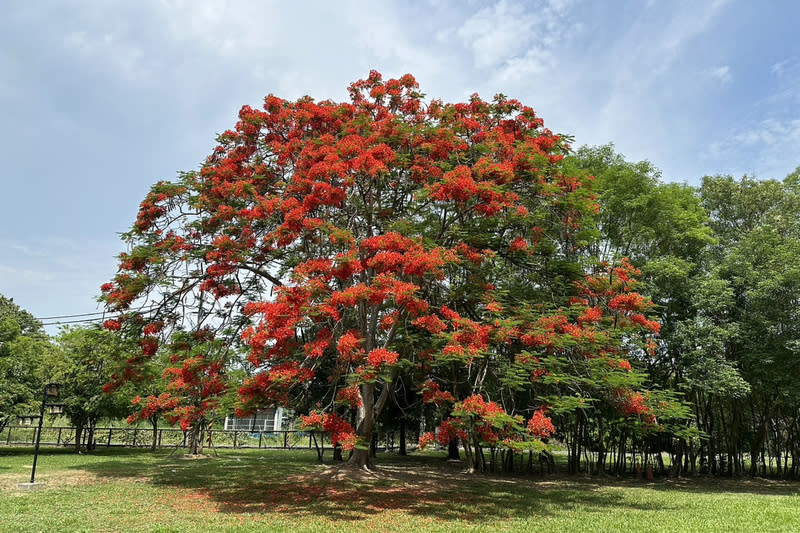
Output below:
[1,447,799,532]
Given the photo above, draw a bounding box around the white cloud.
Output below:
[456,1,538,69]
[455,0,575,73]
[771,57,799,76]
[5,0,800,324]
[709,65,732,84]
[0,264,55,286]
[0,237,120,328]
[706,118,800,178]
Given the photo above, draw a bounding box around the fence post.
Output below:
[259,432,263,449]
[233,431,238,449]
[133,428,138,447]
[5,426,10,445]
[158,429,162,448]
[57,427,62,447]
[284,431,288,449]
[107,428,113,447]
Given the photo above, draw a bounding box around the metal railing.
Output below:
[0,424,412,451]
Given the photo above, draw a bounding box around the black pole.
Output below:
[29,385,48,483]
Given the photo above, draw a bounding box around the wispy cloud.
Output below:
[2,0,800,323]
[453,0,576,77]
[0,237,119,324]
[709,65,732,84]
[771,57,799,77]
[706,118,800,178]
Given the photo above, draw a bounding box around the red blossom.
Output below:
[367,348,399,367]
[140,336,158,356]
[336,385,363,408]
[420,379,455,405]
[412,314,447,334]
[418,431,436,450]
[103,319,121,331]
[608,293,646,312]
[143,322,163,335]
[527,409,555,438]
[509,237,528,252]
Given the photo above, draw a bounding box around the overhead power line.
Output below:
[40,317,106,326]
[35,305,161,322]
[35,311,108,320]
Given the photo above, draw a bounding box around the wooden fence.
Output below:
[0,424,407,452]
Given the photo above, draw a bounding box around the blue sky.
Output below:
[2,0,799,331]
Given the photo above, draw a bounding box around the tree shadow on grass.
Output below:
[0,446,79,457]
[73,449,683,523]
[630,476,800,496]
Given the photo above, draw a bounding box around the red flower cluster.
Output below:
[613,388,655,423]
[418,431,436,450]
[301,411,357,450]
[527,409,555,438]
[419,379,455,405]
[336,330,364,363]
[336,385,363,408]
[367,348,399,367]
[437,418,467,446]
[608,293,646,312]
[458,394,505,418]
[126,393,179,424]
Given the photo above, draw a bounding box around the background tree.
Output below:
[568,145,713,475]
[699,174,800,477]
[106,325,235,455]
[50,326,134,451]
[0,295,51,432]
[567,146,800,478]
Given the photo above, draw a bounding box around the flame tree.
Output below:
[101,71,666,469]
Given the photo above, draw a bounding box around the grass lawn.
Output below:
[1,447,799,532]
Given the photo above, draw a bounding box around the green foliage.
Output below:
[48,327,136,447]
[569,144,713,264]
[0,295,51,430]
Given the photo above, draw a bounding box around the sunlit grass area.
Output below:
[1,447,799,532]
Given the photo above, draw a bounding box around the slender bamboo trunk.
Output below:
[150,418,158,453]
[399,418,406,456]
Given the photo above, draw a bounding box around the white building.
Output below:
[223,407,290,432]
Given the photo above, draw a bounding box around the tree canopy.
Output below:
[100,72,666,469]
[0,295,50,431]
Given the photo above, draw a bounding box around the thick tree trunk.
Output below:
[462,434,475,473]
[448,437,460,460]
[187,423,204,455]
[347,383,377,469]
[348,447,372,468]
